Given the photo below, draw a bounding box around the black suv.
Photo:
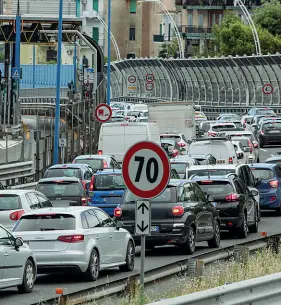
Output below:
[192,174,259,238]
[114,179,220,254]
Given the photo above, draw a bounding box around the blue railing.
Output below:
[0,64,75,88]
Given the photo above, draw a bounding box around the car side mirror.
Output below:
[251,189,259,197]
[207,194,214,202]
[116,221,123,231]
[15,237,23,250]
[252,123,257,128]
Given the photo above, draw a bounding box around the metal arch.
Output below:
[123,59,142,97]
[172,59,188,100]
[204,59,220,105]
[131,61,145,98]
[185,60,201,102]
[218,58,235,106]
[135,59,147,96]
[190,59,207,103]
[158,58,173,101]
[267,55,281,106]
[153,59,167,100]
[234,0,261,55]
[174,60,189,100]
[109,65,119,97]
[234,56,256,106]
[140,58,157,97]
[165,59,184,100]
[149,59,163,99]
[197,59,214,104]
[161,59,180,100]
[209,58,227,105]
[92,11,121,60]
[177,59,195,101]
[114,61,131,96]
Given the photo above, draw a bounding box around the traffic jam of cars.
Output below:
[1,103,281,295]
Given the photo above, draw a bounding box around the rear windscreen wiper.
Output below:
[40,228,58,231]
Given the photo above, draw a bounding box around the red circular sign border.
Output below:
[95,104,112,123]
[262,83,273,95]
[145,83,154,91]
[146,74,154,83]
[122,141,170,199]
[128,75,136,84]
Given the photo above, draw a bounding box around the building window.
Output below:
[219,14,223,25]
[130,0,137,13]
[127,53,136,59]
[129,27,136,40]
[188,13,193,26]
[46,48,57,62]
[92,27,99,43]
[198,14,203,27]
[93,0,99,12]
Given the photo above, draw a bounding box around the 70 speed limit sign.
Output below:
[122,141,170,199]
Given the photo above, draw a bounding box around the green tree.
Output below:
[158,38,179,58]
[254,0,281,36]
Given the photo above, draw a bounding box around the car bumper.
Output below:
[259,192,280,209]
[219,216,243,229]
[34,251,88,273]
[260,134,281,144]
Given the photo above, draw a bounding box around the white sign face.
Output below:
[145,83,154,92]
[59,138,66,147]
[135,200,151,236]
[127,74,137,95]
[146,74,154,82]
[262,84,273,95]
[95,104,112,123]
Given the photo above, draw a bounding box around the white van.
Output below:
[98,122,161,163]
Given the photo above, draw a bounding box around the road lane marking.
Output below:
[260,149,267,152]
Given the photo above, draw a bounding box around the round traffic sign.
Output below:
[122,141,170,199]
[262,84,273,95]
[145,83,154,91]
[146,74,154,82]
[128,75,136,83]
[95,103,112,123]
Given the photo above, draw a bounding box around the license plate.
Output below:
[104,197,119,204]
[217,160,225,164]
[269,130,280,133]
[151,226,159,232]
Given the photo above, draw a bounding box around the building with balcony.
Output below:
[176,0,261,56]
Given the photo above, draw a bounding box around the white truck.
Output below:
[148,102,196,141]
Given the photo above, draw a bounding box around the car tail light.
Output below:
[57,235,84,243]
[225,193,239,201]
[103,160,108,168]
[10,210,25,221]
[270,180,279,188]
[254,143,258,148]
[201,180,213,184]
[270,196,277,202]
[228,157,233,164]
[260,130,264,135]
[81,198,88,206]
[89,176,94,191]
[172,206,184,216]
[114,207,122,217]
[178,142,186,147]
[98,150,102,155]
[72,160,76,163]
[248,139,253,154]
[173,150,179,157]
[208,131,216,137]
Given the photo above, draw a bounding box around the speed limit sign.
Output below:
[122,141,170,199]
[262,84,273,95]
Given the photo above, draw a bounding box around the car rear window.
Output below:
[13,214,75,231]
[161,136,181,143]
[231,137,249,147]
[74,158,103,170]
[36,181,82,197]
[212,125,234,131]
[250,168,275,180]
[262,122,281,130]
[197,181,234,195]
[93,174,125,190]
[171,163,189,174]
[256,109,275,116]
[233,122,242,128]
[0,195,21,210]
[124,186,177,203]
[189,142,233,160]
[188,169,235,178]
[44,168,81,179]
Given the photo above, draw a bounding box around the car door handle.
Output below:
[4,252,9,256]
[110,235,113,239]
[96,235,100,240]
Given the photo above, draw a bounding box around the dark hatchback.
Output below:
[257,121,281,147]
[192,175,259,238]
[114,179,220,254]
[35,177,89,207]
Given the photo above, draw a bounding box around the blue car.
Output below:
[249,163,281,215]
[89,169,126,216]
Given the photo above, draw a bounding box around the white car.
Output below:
[231,136,257,164]
[12,207,135,281]
[160,133,189,154]
[207,122,236,137]
[0,224,36,293]
[0,190,53,231]
[232,140,247,164]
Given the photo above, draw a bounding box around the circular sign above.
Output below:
[146,74,154,82]
[128,75,136,84]
[145,83,154,91]
[95,104,112,123]
[122,141,170,199]
[262,84,274,95]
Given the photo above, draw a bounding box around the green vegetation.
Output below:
[158,38,179,59]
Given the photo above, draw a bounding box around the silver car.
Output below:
[12,207,135,281]
[0,225,36,293]
[0,190,53,231]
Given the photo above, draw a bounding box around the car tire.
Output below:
[275,205,281,216]
[17,259,35,294]
[119,240,135,272]
[208,220,220,248]
[259,142,264,148]
[236,212,248,238]
[84,248,100,281]
[249,210,258,233]
[257,157,260,163]
[182,226,196,254]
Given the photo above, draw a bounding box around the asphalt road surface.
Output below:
[1,146,280,305]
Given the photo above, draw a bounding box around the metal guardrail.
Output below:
[147,271,281,305]
[10,182,37,190]
[0,161,35,185]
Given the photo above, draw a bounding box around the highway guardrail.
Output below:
[0,161,35,185]
[10,182,37,190]
[147,270,281,305]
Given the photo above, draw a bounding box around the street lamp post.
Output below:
[53,0,63,164]
[106,0,111,106]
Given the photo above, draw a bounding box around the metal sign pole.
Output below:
[106,0,111,106]
[140,235,146,292]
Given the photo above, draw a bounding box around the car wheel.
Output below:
[236,212,248,238]
[119,240,135,272]
[257,157,260,163]
[208,220,220,248]
[84,248,100,281]
[275,205,281,216]
[17,259,35,293]
[259,142,264,148]
[182,226,196,254]
[249,210,258,233]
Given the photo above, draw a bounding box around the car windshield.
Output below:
[197,181,234,195]
[256,109,275,116]
[231,137,249,147]
[74,158,103,170]
[36,182,81,197]
[44,168,81,179]
[188,142,234,160]
[0,195,21,210]
[13,214,76,231]
[93,174,126,190]
[250,168,274,180]
[171,163,189,174]
[161,136,181,143]
[188,169,235,178]
[124,186,177,203]
[262,122,281,130]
